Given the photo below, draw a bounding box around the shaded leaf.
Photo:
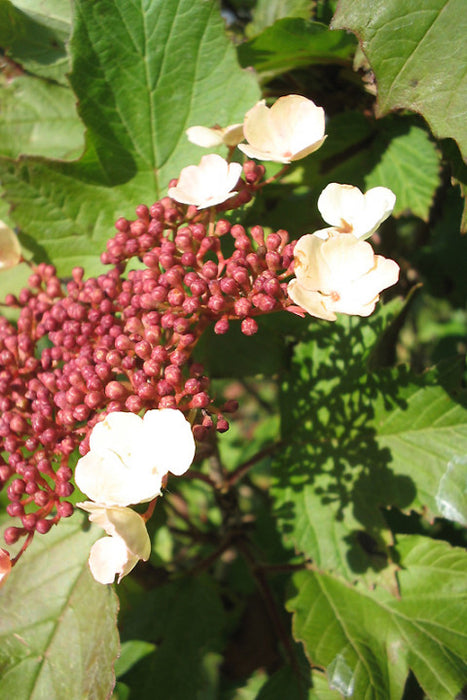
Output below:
[272,309,467,581]
[238,18,356,80]
[0,512,119,700]
[332,0,467,160]
[119,576,225,700]
[288,536,467,700]
[364,118,441,221]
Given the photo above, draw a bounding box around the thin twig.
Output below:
[225,441,283,488]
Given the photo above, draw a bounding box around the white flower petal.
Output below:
[239,95,326,163]
[81,504,151,584]
[186,126,225,148]
[317,183,396,239]
[287,279,336,321]
[186,124,244,148]
[75,448,162,506]
[88,536,139,585]
[168,154,242,209]
[142,408,195,476]
[289,231,399,321]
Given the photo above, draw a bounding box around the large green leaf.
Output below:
[332,0,467,161]
[272,310,467,581]
[288,536,467,700]
[0,512,119,700]
[238,18,356,80]
[0,0,259,275]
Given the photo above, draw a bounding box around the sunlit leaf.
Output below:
[332,0,467,160]
[0,513,119,700]
[288,536,467,699]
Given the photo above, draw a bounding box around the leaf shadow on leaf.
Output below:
[272,313,421,577]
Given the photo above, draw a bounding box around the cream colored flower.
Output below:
[314,183,396,240]
[0,220,21,270]
[168,154,242,209]
[75,408,196,507]
[287,232,399,321]
[238,95,326,163]
[0,548,11,589]
[186,123,244,148]
[77,502,151,584]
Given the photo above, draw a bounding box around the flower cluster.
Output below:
[0,93,400,585]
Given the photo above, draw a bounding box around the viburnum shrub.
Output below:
[0,95,399,585]
[1,2,467,698]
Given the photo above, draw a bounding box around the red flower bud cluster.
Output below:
[0,160,294,554]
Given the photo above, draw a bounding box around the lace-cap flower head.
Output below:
[75,408,196,507]
[238,94,326,163]
[288,232,399,321]
[168,154,242,209]
[186,123,244,148]
[0,220,21,270]
[77,503,151,584]
[0,549,11,589]
[315,183,396,240]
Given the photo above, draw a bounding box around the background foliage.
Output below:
[0,0,466,698]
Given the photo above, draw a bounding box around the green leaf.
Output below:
[119,576,225,699]
[272,311,467,581]
[364,118,440,221]
[0,0,71,84]
[0,512,119,700]
[238,18,356,80]
[0,75,84,159]
[246,0,311,37]
[115,640,156,679]
[0,0,260,275]
[332,0,467,161]
[288,536,467,700]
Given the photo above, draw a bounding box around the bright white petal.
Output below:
[318,183,365,229]
[75,448,162,506]
[142,408,196,476]
[287,279,336,321]
[271,95,325,157]
[320,236,375,292]
[186,126,224,147]
[169,155,241,209]
[355,187,396,239]
[89,412,144,470]
[88,536,139,585]
[240,95,326,163]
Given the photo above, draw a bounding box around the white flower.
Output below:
[75,408,196,507]
[168,154,242,209]
[77,502,151,584]
[0,220,21,270]
[314,183,396,240]
[186,123,244,148]
[238,94,326,163]
[287,232,399,321]
[0,548,11,589]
